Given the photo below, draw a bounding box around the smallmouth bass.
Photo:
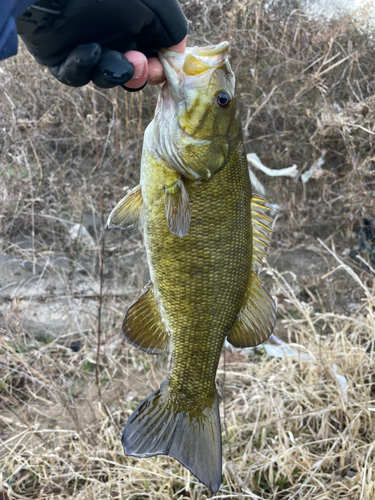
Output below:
[108,42,276,494]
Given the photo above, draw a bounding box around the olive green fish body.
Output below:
[107,42,276,494]
[142,141,252,410]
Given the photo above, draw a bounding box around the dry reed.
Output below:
[1,0,375,498]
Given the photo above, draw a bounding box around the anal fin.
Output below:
[107,185,143,229]
[123,283,169,354]
[164,178,191,237]
[227,271,276,348]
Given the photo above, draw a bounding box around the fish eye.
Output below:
[216,90,232,109]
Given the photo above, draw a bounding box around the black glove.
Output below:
[16,0,188,89]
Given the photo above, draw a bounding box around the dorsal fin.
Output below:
[123,283,170,354]
[251,194,273,269]
[107,185,143,229]
[164,178,191,238]
[226,194,276,348]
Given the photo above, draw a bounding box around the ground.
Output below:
[0,1,375,499]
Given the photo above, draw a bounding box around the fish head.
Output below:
[156,42,241,180]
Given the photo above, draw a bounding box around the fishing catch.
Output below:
[107,42,276,493]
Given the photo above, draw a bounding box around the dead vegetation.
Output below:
[0,0,375,498]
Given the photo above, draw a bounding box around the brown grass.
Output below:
[1,0,375,498]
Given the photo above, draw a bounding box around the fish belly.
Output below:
[143,143,252,409]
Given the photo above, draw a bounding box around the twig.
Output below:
[92,89,103,399]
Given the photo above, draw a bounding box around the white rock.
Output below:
[69,224,96,247]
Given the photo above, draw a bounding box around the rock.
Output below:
[68,224,96,247]
[0,251,149,301]
[269,249,328,277]
[18,298,98,343]
[0,250,149,342]
[0,254,68,300]
[82,213,103,237]
[71,251,149,297]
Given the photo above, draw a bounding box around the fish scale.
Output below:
[107,42,276,494]
[145,151,251,407]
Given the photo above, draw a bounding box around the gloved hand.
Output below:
[16,0,188,90]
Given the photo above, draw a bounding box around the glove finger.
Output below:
[91,50,135,89]
[49,43,101,87]
[138,0,188,49]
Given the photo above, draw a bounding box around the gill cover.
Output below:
[155,42,240,181]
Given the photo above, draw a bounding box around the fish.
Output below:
[107,41,276,494]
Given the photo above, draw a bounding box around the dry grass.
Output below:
[1,0,375,499]
[0,253,374,499]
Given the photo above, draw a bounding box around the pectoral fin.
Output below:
[107,185,143,229]
[227,271,276,348]
[164,178,191,238]
[122,283,169,354]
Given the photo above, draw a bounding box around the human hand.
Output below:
[16,0,188,90]
[124,37,187,90]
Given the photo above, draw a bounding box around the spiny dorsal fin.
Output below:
[164,178,191,238]
[107,185,143,229]
[252,194,273,269]
[122,283,169,354]
[227,194,276,348]
[227,271,276,348]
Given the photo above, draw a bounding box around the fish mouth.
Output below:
[158,41,229,58]
[158,41,229,84]
[156,41,231,139]
[188,42,229,57]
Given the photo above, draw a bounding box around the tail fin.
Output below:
[122,380,222,493]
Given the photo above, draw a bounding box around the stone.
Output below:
[269,249,328,277]
[18,298,98,343]
[0,254,68,300]
[0,249,149,342]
